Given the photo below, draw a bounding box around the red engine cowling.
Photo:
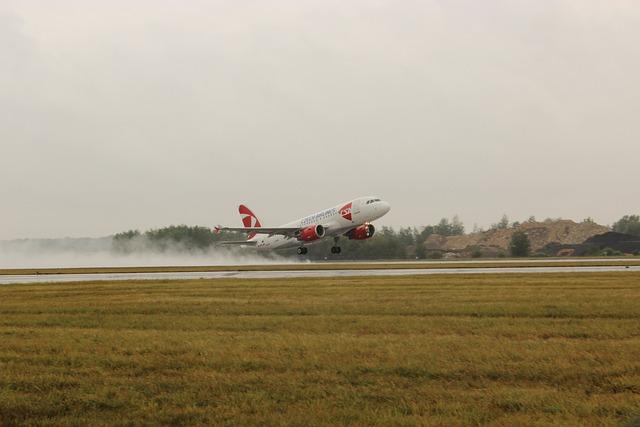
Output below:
[297,224,325,242]
[347,224,375,240]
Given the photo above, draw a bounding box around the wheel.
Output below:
[336,246,341,254]
[302,247,308,254]
[297,247,304,255]
[331,246,341,254]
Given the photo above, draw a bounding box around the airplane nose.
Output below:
[381,201,391,214]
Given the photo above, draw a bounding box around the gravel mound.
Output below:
[423,220,610,254]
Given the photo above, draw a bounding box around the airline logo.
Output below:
[239,204,261,239]
[339,202,352,221]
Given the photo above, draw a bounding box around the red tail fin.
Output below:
[239,204,261,239]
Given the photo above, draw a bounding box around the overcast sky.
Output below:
[1,0,639,240]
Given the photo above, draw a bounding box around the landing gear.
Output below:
[297,247,308,255]
[331,237,341,255]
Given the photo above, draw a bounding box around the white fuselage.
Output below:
[251,196,391,250]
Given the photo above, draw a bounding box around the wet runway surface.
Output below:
[1,265,639,285]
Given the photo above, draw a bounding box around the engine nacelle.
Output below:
[297,224,325,242]
[347,223,375,240]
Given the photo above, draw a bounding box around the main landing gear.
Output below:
[297,247,308,255]
[331,237,341,254]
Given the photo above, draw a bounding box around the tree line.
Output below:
[111,216,468,260]
[613,215,640,236]
[111,214,640,259]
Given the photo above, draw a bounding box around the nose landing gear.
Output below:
[297,247,308,255]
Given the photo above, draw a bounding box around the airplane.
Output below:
[215,196,391,254]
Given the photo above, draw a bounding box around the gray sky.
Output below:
[2,0,639,240]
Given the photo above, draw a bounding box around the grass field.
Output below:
[1,273,640,426]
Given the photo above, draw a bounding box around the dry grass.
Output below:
[1,258,639,276]
[1,273,640,426]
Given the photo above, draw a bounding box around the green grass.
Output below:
[1,273,640,426]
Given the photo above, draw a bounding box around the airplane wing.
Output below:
[217,240,258,246]
[215,226,301,237]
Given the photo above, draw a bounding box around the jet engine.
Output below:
[347,223,375,240]
[297,224,325,242]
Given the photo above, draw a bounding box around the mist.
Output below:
[0,237,289,269]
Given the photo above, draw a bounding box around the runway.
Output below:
[1,264,638,285]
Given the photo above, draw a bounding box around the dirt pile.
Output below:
[423,220,609,254]
[583,232,640,254]
[584,231,640,246]
[544,231,640,256]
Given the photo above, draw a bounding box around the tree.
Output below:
[418,225,435,242]
[450,215,465,235]
[145,225,217,251]
[434,218,452,235]
[414,226,434,259]
[415,242,426,259]
[433,216,465,236]
[112,230,141,253]
[509,231,531,257]
[492,214,509,230]
[612,215,640,236]
[601,247,623,257]
[113,229,141,243]
[397,227,416,246]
